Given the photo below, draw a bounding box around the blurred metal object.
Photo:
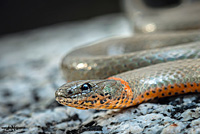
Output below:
[123,0,200,33]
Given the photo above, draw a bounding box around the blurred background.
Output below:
[1,0,200,36]
[0,0,129,119]
[0,1,129,132]
[0,0,121,36]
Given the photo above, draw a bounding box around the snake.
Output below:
[55,30,200,110]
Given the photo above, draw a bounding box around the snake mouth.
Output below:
[55,89,89,106]
[55,88,114,109]
[55,96,65,103]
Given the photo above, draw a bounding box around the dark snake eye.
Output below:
[81,83,92,91]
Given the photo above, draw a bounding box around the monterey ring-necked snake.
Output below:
[55,30,200,110]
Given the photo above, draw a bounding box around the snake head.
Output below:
[55,79,125,109]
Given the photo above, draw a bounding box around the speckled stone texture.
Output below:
[0,14,200,134]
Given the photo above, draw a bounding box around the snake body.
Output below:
[55,30,200,110]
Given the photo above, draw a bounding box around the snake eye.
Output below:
[81,83,92,91]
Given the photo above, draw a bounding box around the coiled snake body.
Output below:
[55,30,200,110]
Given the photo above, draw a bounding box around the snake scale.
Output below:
[55,30,200,110]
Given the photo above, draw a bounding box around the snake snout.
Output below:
[55,88,67,98]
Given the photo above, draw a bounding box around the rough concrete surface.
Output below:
[0,14,200,134]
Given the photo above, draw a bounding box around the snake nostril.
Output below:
[68,90,73,95]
